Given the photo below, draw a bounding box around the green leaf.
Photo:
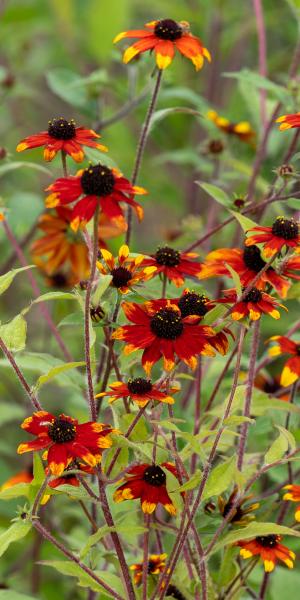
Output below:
[224,263,242,295]
[195,182,231,207]
[32,452,45,485]
[47,68,91,108]
[223,69,290,103]
[202,304,227,326]
[202,457,236,501]
[21,291,76,316]
[34,361,85,391]
[149,107,201,132]
[211,521,300,555]
[40,560,124,596]
[229,210,258,232]
[0,483,31,501]
[0,266,35,296]
[80,523,147,559]
[175,470,202,493]
[0,592,40,600]
[0,314,27,351]
[0,520,31,558]
[265,431,289,464]
[0,161,51,178]
[91,274,112,306]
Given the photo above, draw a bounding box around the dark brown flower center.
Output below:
[263,379,280,394]
[243,287,262,303]
[256,535,278,548]
[178,292,209,317]
[127,378,153,395]
[243,245,266,273]
[48,118,76,140]
[90,305,105,322]
[81,164,115,196]
[50,272,69,288]
[154,19,183,41]
[155,246,180,267]
[271,217,298,240]
[165,585,187,600]
[150,307,183,339]
[48,418,76,443]
[143,465,166,487]
[148,560,158,574]
[111,266,132,288]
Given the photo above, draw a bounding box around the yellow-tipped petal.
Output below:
[16,142,28,152]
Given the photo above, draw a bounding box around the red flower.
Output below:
[114,19,211,70]
[96,378,176,408]
[113,462,180,515]
[245,217,300,257]
[268,335,300,387]
[238,535,295,572]
[47,459,93,490]
[97,244,156,293]
[45,164,147,230]
[199,245,290,298]
[283,484,300,521]
[220,287,286,321]
[130,553,167,585]
[112,299,223,375]
[139,246,203,287]
[16,117,107,163]
[17,411,116,476]
[276,112,300,130]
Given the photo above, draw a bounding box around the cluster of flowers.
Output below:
[3,15,300,593]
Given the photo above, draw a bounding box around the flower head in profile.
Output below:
[268,335,300,387]
[221,287,286,321]
[113,462,180,514]
[96,377,176,408]
[114,19,211,70]
[254,371,289,401]
[16,117,107,162]
[283,484,300,521]
[112,299,224,375]
[1,466,33,491]
[46,458,93,490]
[17,411,116,476]
[140,246,203,287]
[218,487,259,526]
[97,244,156,294]
[130,553,167,585]
[245,217,300,257]
[45,164,147,231]
[199,245,290,298]
[276,112,300,131]
[237,535,295,572]
[281,254,300,281]
[207,110,256,145]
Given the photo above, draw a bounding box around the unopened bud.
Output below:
[90,305,105,323]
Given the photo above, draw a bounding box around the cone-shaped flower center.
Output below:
[178,292,209,317]
[256,535,278,548]
[155,246,180,267]
[143,465,166,487]
[243,245,266,272]
[48,118,76,140]
[111,266,132,288]
[127,378,153,395]
[81,164,115,196]
[271,217,298,240]
[263,379,280,394]
[147,560,158,574]
[165,584,187,600]
[243,287,262,303]
[150,307,183,339]
[154,19,183,41]
[48,418,76,443]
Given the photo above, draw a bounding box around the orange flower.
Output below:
[45,164,147,231]
[113,462,180,515]
[199,245,290,298]
[112,299,223,375]
[220,288,286,321]
[130,553,167,585]
[283,484,300,521]
[97,244,156,294]
[114,19,211,70]
[16,117,107,162]
[268,335,300,387]
[276,112,300,130]
[245,217,300,258]
[238,535,295,572]
[17,411,116,476]
[96,378,176,408]
[139,246,203,287]
[207,110,256,145]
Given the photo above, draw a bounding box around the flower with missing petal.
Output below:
[237,535,295,572]
[114,19,211,70]
[283,484,300,521]
[220,287,286,321]
[17,411,116,476]
[16,117,107,163]
[267,335,300,387]
[199,245,290,298]
[130,553,167,585]
[45,164,147,231]
[276,112,300,131]
[245,217,300,257]
[112,299,223,375]
[97,244,156,294]
[207,110,256,145]
[139,246,203,287]
[96,377,176,408]
[113,462,180,514]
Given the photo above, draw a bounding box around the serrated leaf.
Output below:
[0,521,31,558]
[230,210,258,232]
[196,182,231,207]
[211,521,300,555]
[34,361,85,391]
[0,266,35,296]
[0,314,27,351]
[202,457,236,501]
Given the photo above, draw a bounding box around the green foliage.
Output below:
[0,266,35,296]
[0,520,31,559]
[0,314,27,351]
